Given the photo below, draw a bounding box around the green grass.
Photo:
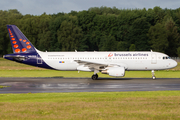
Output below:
[0,85,9,89]
[0,70,180,78]
[0,91,180,120]
[0,60,180,119]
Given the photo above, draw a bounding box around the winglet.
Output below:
[7,25,37,53]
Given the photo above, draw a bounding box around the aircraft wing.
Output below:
[74,60,108,70]
[74,60,128,70]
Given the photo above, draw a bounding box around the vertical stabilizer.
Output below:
[7,25,37,53]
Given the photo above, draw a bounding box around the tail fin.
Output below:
[7,25,37,53]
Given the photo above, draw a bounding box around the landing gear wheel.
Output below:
[91,74,98,80]
[151,70,156,80]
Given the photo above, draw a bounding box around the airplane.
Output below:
[3,25,177,80]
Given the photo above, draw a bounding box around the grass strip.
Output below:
[0,70,179,78]
[0,86,9,89]
[0,91,180,120]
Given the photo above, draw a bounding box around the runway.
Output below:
[0,77,180,93]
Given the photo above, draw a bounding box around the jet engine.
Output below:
[101,67,125,77]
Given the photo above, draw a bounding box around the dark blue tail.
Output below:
[7,25,37,53]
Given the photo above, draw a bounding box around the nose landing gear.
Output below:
[152,70,156,79]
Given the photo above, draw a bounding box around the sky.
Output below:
[0,0,180,15]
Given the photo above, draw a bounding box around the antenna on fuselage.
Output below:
[151,50,153,52]
[75,50,77,52]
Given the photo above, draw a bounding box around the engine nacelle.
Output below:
[101,67,125,77]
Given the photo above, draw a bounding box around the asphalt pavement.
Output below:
[0,77,180,93]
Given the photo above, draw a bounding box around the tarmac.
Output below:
[0,77,180,93]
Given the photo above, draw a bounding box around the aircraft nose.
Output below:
[172,60,178,68]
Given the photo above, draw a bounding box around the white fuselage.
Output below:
[37,51,177,71]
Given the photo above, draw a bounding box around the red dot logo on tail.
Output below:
[12,41,17,44]
[15,49,20,53]
[14,44,18,48]
[27,45,31,49]
[7,25,37,54]
[22,48,27,52]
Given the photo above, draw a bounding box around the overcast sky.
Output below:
[1,0,180,15]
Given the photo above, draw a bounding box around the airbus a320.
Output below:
[4,25,177,80]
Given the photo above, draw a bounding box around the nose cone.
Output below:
[171,60,178,68]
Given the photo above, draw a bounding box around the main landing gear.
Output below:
[152,70,156,80]
[91,74,98,80]
[91,69,99,80]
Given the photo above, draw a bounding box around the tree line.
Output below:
[0,6,180,57]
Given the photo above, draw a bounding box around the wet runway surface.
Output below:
[0,77,180,93]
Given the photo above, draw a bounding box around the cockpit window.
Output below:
[163,56,170,59]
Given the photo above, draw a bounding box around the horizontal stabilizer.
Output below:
[3,54,27,61]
